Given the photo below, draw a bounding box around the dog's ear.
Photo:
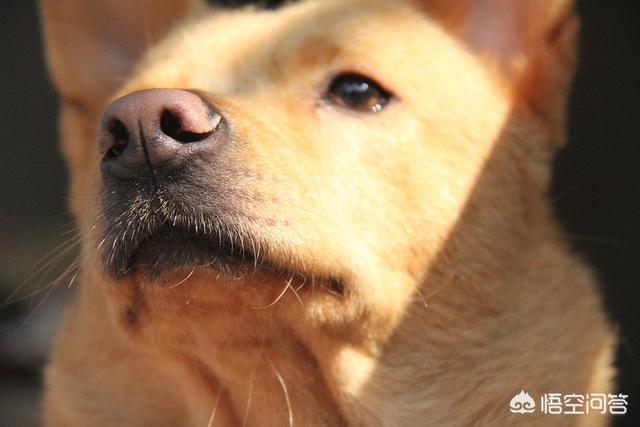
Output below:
[415,0,577,145]
[40,0,200,114]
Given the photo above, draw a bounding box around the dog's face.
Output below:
[100,0,516,320]
[41,0,578,424]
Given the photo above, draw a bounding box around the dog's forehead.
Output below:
[130,0,447,94]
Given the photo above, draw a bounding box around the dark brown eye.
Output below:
[326,73,392,113]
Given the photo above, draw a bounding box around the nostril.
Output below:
[99,89,224,175]
[160,109,215,143]
[104,119,129,160]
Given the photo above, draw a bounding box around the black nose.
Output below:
[98,88,224,180]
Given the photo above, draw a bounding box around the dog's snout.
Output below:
[98,88,223,180]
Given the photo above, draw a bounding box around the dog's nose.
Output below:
[98,89,223,180]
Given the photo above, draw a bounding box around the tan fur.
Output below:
[40,0,615,425]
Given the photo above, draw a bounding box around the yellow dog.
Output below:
[40,0,615,425]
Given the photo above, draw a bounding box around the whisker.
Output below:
[272,362,294,427]
[288,279,303,305]
[206,387,225,427]
[5,235,80,305]
[5,239,81,308]
[242,337,265,427]
[414,285,428,310]
[15,261,80,335]
[6,257,81,306]
[168,268,196,289]
[252,276,294,310]
[423,270,457,301]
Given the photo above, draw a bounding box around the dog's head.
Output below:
[41,0,578,422]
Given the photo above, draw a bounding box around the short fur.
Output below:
[40,0,615,425]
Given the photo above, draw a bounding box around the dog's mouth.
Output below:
[119,223,258,279]
[99,189,268,280]
[98,198,347,295]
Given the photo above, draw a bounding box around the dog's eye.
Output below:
[326,73,392,113]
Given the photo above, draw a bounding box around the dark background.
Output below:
[0,1,638,426]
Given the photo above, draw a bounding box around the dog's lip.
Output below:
[104,221,261,280]
[100,208,349,296]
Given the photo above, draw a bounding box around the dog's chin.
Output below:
[103,223,259,281]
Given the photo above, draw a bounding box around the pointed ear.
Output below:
[40,0,200,114]
[470,0,577,145]
[411,0,472,34]
[465,0,575,72]
[414,0,577,145]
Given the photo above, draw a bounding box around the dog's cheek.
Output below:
[288,264,417,350]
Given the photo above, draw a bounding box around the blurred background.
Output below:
[0,1,638,426]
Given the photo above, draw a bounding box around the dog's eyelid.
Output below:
[323,72,394,114]
[207,0,290,10]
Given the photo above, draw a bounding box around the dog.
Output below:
[39,0,615,425]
